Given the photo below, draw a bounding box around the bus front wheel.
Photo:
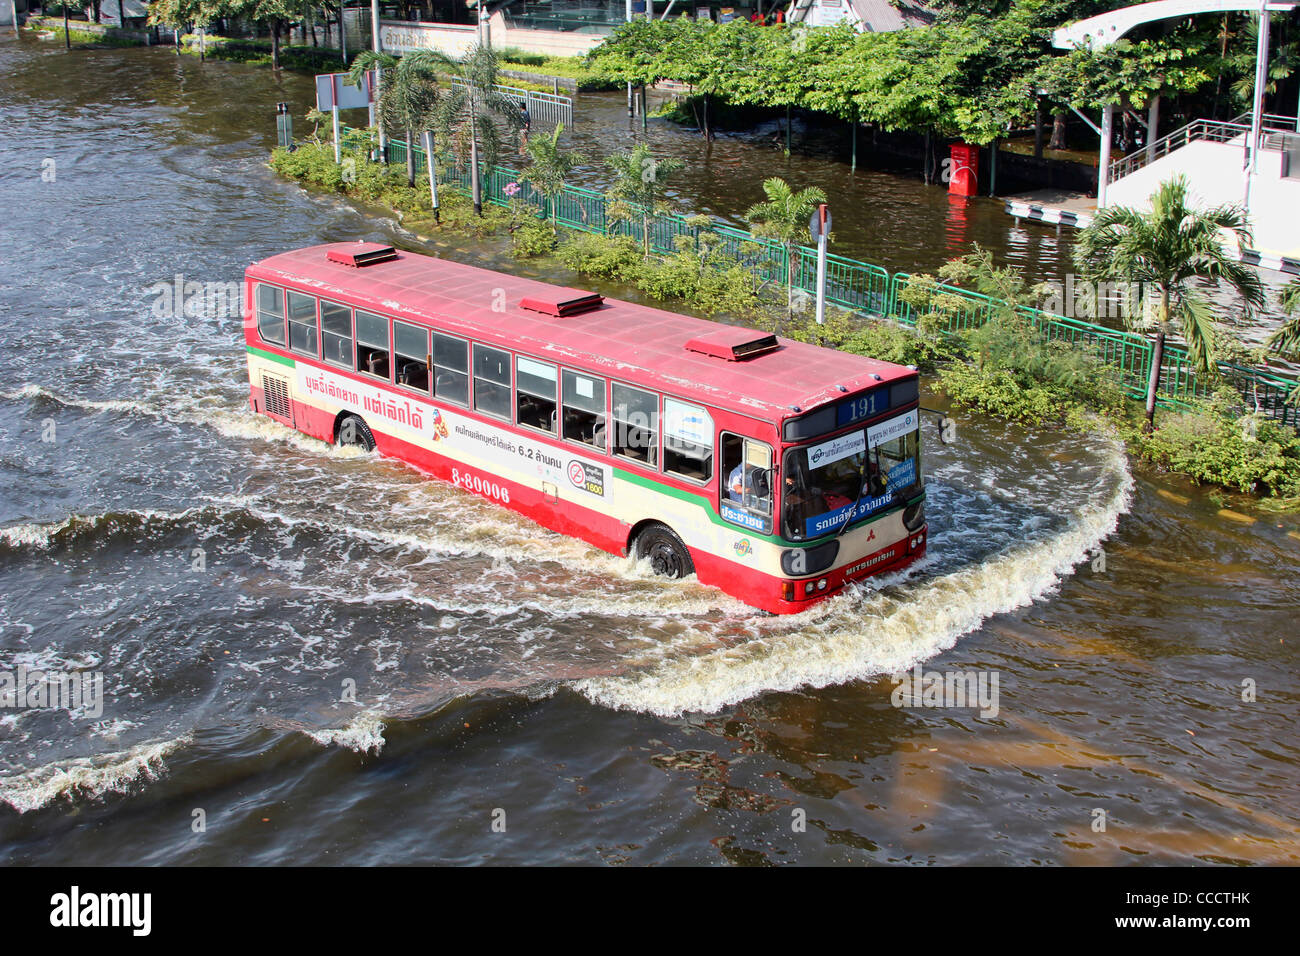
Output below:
[635,523,694,579]
[336,414,376,452]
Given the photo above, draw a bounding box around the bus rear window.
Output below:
[255,284,285,347]
[356,310,390,379]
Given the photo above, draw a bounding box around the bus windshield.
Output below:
[782,417,920,541]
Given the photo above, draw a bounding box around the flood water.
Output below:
[1,37,1298,865]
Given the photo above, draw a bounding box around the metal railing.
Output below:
[354,125,1300,425]
[448,78,573,129]
[1111,113,1300,182]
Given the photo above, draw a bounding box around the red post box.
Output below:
[948,143,979,197]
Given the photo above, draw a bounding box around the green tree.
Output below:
[432,44,523,216]
[744,176,828,328]
[603,143,683,259]
[521,122,581,234]
[1073,175,1266,431]
[351,49,443,190]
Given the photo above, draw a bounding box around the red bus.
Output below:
[244,242,927,613]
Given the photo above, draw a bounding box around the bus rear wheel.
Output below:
[336,414,376,452]
[635,523,694,579]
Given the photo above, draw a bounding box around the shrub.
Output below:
[1126,407,1300,497]
[557,233,643,282]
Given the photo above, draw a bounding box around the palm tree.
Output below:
[1073,175,1265,431]
[432,45,523,216]
[604,143,683,258]
[744,177,829,328]
[521,123,581,234]
[1268,278,1300,401]
[350,50,442,192]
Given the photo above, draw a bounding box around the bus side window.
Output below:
[721,434,773,523]
[432,332,468,406]
[473,344,512,419]
[287,291,319,357]
[612,383,658,467]
[663,398,713,483]
[320,301,353,368]
[394,321,430,393]
[562,371,606,450]
[516,356,557,433]
[255,284,286,347]
[355,310,390,380]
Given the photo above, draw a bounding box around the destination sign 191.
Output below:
[836,388,889,428]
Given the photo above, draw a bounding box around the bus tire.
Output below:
[336,414,376,452]
[635,523,694,579]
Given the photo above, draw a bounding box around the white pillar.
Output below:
[1246,4,1270,209]
[1098,103,1114,207]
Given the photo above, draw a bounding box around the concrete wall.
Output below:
[1107,136,1300,261]
[379,18,605,59]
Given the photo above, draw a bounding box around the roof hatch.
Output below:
[326,243,398,267]
[684,327,780,361]
[519,289,605,317]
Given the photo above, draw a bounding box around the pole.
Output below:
[851,119,856,172]
[63,5,69,49]
[12,0,20,37]
[340,1,347,64]
[424,130,440,223]
[332,75,342,163]
[1245,4,1270,210]
[1146,94,1159,164]
[988,138,998,197]
[1098,103,1114,207]
[626,0,633,116]
[814,204,829,326]
[372,0,385,161]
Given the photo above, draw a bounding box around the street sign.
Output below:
[809,204,832,242]
[315,71,374,111]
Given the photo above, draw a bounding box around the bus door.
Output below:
[718,433,775,536]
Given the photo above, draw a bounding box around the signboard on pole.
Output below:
[314,71,375,111]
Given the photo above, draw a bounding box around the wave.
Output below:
[0,736,191,814]
[572,438,1135,717]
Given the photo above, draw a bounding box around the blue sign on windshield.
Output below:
[803,459,917,537]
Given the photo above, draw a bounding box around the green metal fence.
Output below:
[367,128,1299,426]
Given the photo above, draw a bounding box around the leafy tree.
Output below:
[603,143,683,258]
[1073,175,1266,431]
[432,44,524,216]
[521,122,582,234]
[744,177,828,328]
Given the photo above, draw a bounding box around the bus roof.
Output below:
[248,243,916,427]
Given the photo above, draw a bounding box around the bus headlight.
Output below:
[903,500,925,532]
